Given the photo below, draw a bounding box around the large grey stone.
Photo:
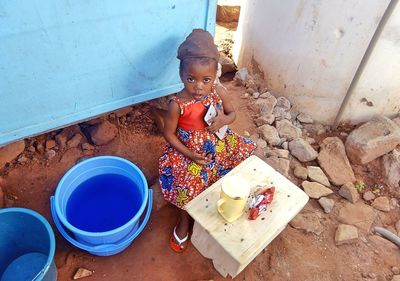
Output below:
[338,202,377,231]
[289,212,324,235]
[338,182,360,203]
[307,166,330,187]
[276,119,302,141]
[266,156,290,177]
[318,137,355,186]
[258,125,281,146]
[254,93,277,114]
[289,138,318,162]
[301,181,333,199]
[383,149,400,192]
[335,224,358,245]
[0,140,26,170]
[345,116,400,164]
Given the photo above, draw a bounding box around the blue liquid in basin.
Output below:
[1,252,47,281]
[66,173,141,232]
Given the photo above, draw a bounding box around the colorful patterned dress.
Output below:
[159,89,256,209]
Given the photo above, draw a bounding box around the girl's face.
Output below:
[180,60,217,100]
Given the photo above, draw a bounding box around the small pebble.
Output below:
[27,146,36,152]
[73,268,93,280]
[392,266,400,275]
[45,150,56,160]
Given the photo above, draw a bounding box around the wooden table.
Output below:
[185,155,309,278]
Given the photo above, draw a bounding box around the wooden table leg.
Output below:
[191,222,241,278]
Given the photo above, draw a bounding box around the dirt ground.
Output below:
[1,80,400,281]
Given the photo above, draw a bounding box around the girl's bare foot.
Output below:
[170,209,192,252]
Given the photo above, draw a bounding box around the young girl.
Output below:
[159,29,256,252]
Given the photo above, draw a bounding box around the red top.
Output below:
[177,101,207,130]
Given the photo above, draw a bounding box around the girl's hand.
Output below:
[191,152,212,165]
[207,107,226,133]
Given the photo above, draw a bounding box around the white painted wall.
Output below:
[338,2,400,124]
[233,0,393,124]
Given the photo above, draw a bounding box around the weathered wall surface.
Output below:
[233,0,397,125]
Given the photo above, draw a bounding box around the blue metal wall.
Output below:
[0,0,216,146]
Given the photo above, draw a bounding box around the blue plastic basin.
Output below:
[0,208,57,281]
[51,156,152,256]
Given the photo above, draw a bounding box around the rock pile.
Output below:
[237,67,400,248]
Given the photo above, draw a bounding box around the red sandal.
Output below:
[169,226,189,253]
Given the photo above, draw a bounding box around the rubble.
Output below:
[81,143,95,151]
[371,196,391,212]
[45,150,56,160]
[219,53,236,74]
[294,166,308,180]
[254,93,277,114]
[266,156,290,177]
[88,121,118,145]
[318,197,334,213]
[233,68,249,86]
[273,106,291,121]
[363,191,375,201]
[255,114,275,126]
[275,96,291,110]
[338,202,376,231]
[27,145,36,153]
[307,166,330,187]
[67,134,83,148]
[289,212,324,235]
[45,140,56,150]
[288,138,318,162]
[0,140,26,170]
[275,119,302,141]
[382,149,400,192]
[55,131,68,149]
[345,116,400,164]
[301,181,333,199]
[60,148,81,164]
[338,182,360,203]
[318,137,355,186]
[258,125,281,146]
[297,113,314,124]
[335,224,358,245]
[265,148,290,159]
